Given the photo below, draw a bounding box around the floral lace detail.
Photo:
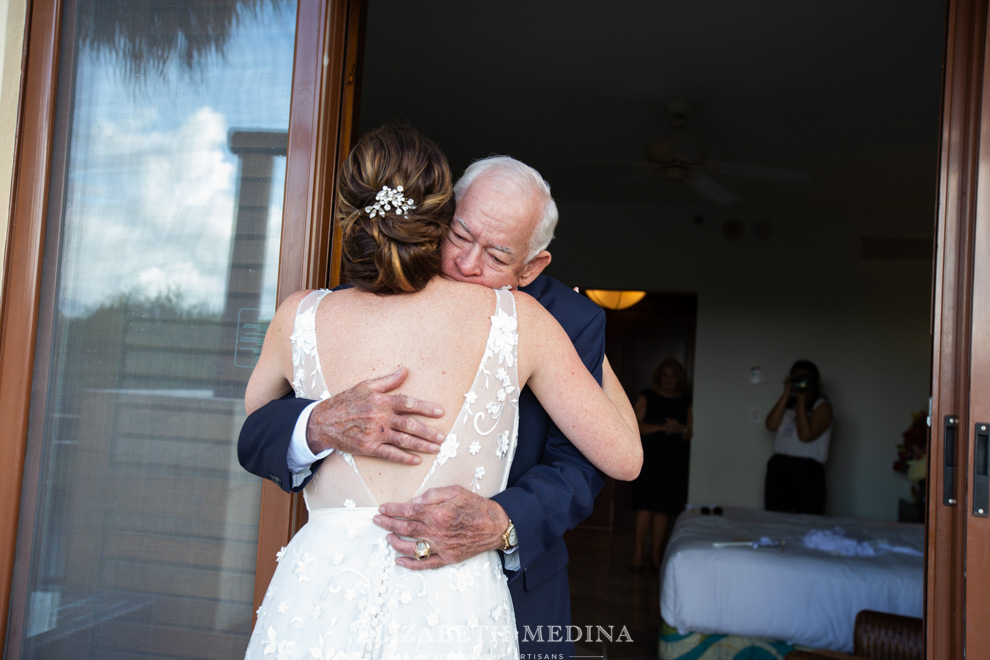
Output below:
[486,310,518,368]
[293,552,316,582]
[496,431,511,459]
[436,435,459,466]
[469,466,486,492]
[289,290,331,400]
[474,314,518,433]
[246,511,519,658]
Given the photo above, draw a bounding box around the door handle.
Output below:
[944,416,958,505]
[974,422,989,517]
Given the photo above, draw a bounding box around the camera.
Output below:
[789,375,810,391]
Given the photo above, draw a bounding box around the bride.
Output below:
[243,125,642,659]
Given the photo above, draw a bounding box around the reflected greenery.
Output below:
[100,285,218,320]
[61,288,223,393]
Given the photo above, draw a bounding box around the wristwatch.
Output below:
[501,519,518,551]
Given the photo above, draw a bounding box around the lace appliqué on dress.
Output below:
[289,290,331,400]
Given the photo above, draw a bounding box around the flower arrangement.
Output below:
[893,410,929,484]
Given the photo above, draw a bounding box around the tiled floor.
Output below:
[565,526,662,660]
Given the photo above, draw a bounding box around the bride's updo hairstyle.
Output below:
[337,125,455,294]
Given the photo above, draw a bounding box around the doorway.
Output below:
[352,1,944,657]
[355,0,943,523]
[580,291,698,531]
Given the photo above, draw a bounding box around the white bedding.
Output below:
[659,506,924,652]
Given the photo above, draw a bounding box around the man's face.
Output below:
[440,175,550,290]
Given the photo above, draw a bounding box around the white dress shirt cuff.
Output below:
[501,546,520,571]
[288,400,333,488]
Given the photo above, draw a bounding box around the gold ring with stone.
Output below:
[414,539,431,560]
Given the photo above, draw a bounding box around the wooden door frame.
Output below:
[962,1,990,655]
[0,0,64,647]
[2,0,83,651]
[927,0,986,658]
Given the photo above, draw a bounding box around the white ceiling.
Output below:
[357,1,947,230]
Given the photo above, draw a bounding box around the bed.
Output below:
[659,506,924,657]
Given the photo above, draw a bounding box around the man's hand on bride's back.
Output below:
[374,486,509,570]
[306,367,445,465]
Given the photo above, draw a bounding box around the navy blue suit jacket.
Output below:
[237,275,606,655]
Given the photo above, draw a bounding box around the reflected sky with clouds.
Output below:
[58,3,295,317]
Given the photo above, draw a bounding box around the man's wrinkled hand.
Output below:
[373,486,509,570]
[306,367,445,465]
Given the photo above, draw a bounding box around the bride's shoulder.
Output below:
[509,287,542,314]
[509,289,557,335]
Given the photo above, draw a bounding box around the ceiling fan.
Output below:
[605,101,811,206]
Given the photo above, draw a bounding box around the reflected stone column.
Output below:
[217,130,287,398]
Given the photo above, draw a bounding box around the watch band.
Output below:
[501,519,517,551]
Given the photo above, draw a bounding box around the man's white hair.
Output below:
[453,156,558,262]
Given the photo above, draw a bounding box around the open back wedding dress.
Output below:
[245,288,521,660]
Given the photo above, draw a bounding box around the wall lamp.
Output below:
[584,289,646,311]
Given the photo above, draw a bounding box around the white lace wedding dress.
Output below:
[245,288,521,660]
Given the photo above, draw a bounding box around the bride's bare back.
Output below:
[310,278,515,505]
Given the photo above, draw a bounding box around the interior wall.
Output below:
[0,0,26,307]
[549,200,933,521]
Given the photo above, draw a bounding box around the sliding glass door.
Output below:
[6,1,297,656]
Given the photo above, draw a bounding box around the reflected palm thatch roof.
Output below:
[77,0,290,77]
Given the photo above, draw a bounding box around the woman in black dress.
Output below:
[631,358,693,572]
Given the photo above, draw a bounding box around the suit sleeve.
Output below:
[238,393,320,493]
[490,307,607,571]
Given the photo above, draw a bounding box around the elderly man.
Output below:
[238,155,618,657]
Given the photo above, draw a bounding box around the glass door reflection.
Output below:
[10,1,297,657]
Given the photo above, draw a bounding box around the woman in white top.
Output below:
[242,125,642,659]
[764,359,833,514]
